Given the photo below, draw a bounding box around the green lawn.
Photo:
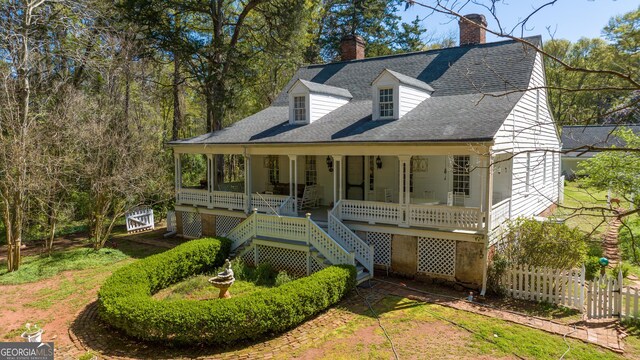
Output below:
[0,248,128,285]
[554,179,626,238]
[286,295,630,360]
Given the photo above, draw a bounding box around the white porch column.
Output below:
[398,155,411,227]
[244,155,252,213]
[207,154,214,208]
[480,152,494,296]
[332,155,343,205]
[174,153,182,205]
[289,155,298,214]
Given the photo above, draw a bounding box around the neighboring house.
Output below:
[561,125,640,179]
[169,14,562,294]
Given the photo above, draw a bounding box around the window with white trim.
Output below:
[452,155,470,196]
[305,156,317,185]
[379,88,394,118]
[268,155,279,184]
[293,96,306,123]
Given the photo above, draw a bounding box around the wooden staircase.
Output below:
[226,211,372,284]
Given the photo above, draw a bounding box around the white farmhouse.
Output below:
[169,14,562,295]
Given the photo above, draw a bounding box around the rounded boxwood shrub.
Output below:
[97,237,356,344]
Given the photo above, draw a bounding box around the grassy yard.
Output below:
[553,179,627,238]
[0,230,638,359]
[285,295,633,360]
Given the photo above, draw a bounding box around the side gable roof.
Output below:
[172,36,541,146]
[562,125,640,157]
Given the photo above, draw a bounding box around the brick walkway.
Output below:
[603,211,623,265]
[61,279,624,359]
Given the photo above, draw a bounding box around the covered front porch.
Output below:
[174,147,512,233]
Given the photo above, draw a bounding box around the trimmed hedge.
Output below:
[97,238,356,344]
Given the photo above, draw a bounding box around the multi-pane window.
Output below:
[379,88,394,118]
[293,96,306,123]
[305,156,317,185]
[452,155,470,196]
[267,155,279,184]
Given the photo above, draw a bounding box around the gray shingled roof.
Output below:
[562,125,640,157]
[382,69,435,92]
[172,37,541,146]
[294,79,352,98]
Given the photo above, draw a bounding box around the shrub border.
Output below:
[97,238,356,344]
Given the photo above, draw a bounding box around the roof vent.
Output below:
[340,35,365,61]
[459,14,487,46]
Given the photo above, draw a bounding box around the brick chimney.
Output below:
[340,35,365,61]
[459,14,487,46]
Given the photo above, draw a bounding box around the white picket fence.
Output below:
[125,207,155,233]
[502,265,585,310]
[502,264,640,321]
[166,211,177,232]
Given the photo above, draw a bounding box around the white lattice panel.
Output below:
[256,245,307,277]
[309,256,327,274]
[240,246,255,267]
[417,237,456,276]
[366,232,391,266]
[216,215,242,236]
[182,212,202,238]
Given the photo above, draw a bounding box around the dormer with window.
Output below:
[288,79,352,125]
[371,69,434,120]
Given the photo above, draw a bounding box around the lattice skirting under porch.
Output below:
[366,232,391,267]
[216,215,243,236]
[240,246,255,267]
[182,212,202,238]
[417,237,456,277]
[255,244,307,277]
[309,255,327,274]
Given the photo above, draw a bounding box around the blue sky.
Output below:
[401,0,639,43]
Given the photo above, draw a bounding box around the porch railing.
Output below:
[408,204,483,230]
[490,197,511,230]
[176,188,210,207]
[212,191,246,210]
[337,199,484,231]
[251,194,290,215]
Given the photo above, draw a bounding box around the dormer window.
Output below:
[371,69,433,121]
[288,79,351,125]
[293,96,306,123]
[379,88,394,118]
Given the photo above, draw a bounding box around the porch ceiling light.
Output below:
[326,156,334,172]
[376,156,382,169]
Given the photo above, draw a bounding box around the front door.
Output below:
[345,156,365,200]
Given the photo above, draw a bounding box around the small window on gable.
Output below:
[293,96,306,123]
[379,88,394,118]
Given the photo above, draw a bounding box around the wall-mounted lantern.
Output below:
[326,156,334,172]
[376,156,383,169]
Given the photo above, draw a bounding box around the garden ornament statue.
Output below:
[208,259,235,299]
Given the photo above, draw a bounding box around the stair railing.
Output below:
[329,201,375,274]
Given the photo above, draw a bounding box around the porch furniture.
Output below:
[272,183,305,197]
[423,190,434,199]
[298,185,318,210]
[410,198,439,206]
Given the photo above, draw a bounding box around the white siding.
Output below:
[493,52,561,220]
[309,93,349,123]
[399,85,430,118]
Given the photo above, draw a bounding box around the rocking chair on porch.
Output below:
[298,185,318,210]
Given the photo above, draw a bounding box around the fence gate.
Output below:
[126,207,155,233]
[587,271,623,319]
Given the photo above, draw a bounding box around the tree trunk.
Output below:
[172,56,184,140]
